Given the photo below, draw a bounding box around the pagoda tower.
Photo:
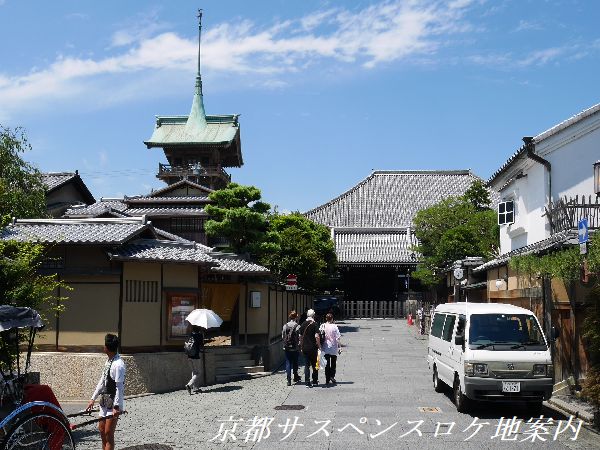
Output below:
[144,10,243,189]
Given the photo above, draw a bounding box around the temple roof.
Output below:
[333,228,418,266]
[306,170,488,228]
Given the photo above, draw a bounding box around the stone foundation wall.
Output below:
[30,352,211,401]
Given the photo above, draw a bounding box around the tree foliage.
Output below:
[0,125,67,316]
[204,183,271,254]
[258,213,337,290]
[412,182,499,286]
[204,183,337,290]
[0,126,47,225]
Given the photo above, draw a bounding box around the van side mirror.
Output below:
[551,326,560,341]
[454,334,464,346]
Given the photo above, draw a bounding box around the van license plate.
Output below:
[502,382,520,393]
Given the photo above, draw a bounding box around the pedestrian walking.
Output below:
[298,308,321,387]
[184,325,205,394]
[319,313,341,385]
[85,333,126,450]
[417,306,425,335]
[281,310,302,386]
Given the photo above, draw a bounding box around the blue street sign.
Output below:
[578,218,589,244]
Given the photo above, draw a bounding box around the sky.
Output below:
[1,0,599,213]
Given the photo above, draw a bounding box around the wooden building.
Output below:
[41,171,95,218]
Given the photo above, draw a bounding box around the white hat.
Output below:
[307,309,315,318]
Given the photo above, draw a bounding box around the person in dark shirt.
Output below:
[186,326,205,394]
[298,309,321,387]
[299,307,309,325]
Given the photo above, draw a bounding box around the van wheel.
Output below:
[453,376,469,413]
[433,367,443,393]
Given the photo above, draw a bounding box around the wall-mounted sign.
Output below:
[169,295,196,338]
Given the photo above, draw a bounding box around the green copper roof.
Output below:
[144,113,240,147]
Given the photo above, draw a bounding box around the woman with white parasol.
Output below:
[183,309,223,394]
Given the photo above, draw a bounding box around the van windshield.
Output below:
[468,314,547,351]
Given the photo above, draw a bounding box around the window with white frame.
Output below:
[498,200,515,225]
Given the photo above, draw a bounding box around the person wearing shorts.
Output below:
[86,334,126,450]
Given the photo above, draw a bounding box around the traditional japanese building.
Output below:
[41,171,95,217]
[305,170,487,308]
[144,11,242,189]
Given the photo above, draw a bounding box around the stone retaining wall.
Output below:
[30,352,213,401]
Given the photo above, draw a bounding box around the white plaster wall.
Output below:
[496,112,600,255]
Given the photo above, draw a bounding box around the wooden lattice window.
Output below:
[125,280,159,303]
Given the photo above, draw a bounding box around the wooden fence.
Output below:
[544,195,600,234]
[342,300,404,319]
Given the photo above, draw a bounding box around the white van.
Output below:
[427,302,555,413]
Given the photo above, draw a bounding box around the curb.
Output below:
[546,397,595,423]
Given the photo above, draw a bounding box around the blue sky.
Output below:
[1,0,599,212]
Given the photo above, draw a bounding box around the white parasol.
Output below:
[185,309,223,329]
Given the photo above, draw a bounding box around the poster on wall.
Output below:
[169,296,196,338]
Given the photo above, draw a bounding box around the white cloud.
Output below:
[513,19,542,32]
[0,0,476,118]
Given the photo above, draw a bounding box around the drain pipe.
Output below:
[523,136,552,203]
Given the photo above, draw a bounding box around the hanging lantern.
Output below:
[594,160,600,196]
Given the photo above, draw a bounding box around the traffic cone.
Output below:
[407,314,413,325]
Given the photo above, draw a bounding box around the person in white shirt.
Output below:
[86,334,126,450]
[319,313,341,385]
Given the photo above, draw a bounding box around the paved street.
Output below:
[71,320,600,449]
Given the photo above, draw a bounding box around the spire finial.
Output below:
[186,9,208,133]
[196,8,203,96]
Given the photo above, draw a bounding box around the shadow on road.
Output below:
[203,385,243,393]
[338,325,360,333]
[439,388,569,420]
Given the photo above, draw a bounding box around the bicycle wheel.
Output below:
[3,412,75,450]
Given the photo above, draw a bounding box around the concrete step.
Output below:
[215,359,256,369]
[215,365,264,376]
[208,346,254,356]
[215,371,271,384]
[213,352,253,362]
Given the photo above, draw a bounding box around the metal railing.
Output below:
[157,163,231,182]
[342,300,404,319]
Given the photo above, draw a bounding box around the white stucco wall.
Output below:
[495,110,600,255]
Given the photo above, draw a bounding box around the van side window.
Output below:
[442,315,456,342]
[431,313,446,338]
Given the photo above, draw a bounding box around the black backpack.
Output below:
[283,323,299,350]
[184,335,198,357]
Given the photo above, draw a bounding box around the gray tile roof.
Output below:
[109,241,269,274]
[472,229,579,273]
[210,254,271,274]
[124,207,207,217]
[334,228,418,265]
[149,179,214,197]
[64,199,127,217]
[305,170,490,228]
[110,240,217,265]
[154,228,198,245]
[0,218,153,245]
[488,102,600,185]
[64,200,206,218]
[41,172,77,191]
[124,196,210,204]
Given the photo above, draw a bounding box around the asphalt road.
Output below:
[70,319,600,449]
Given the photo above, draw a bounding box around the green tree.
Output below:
[204,183,271,254]
[0,125,67,315]
[412,182,499,286]
[463,179,492,211]
[0,126,47,225]
[258,213,337,290]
